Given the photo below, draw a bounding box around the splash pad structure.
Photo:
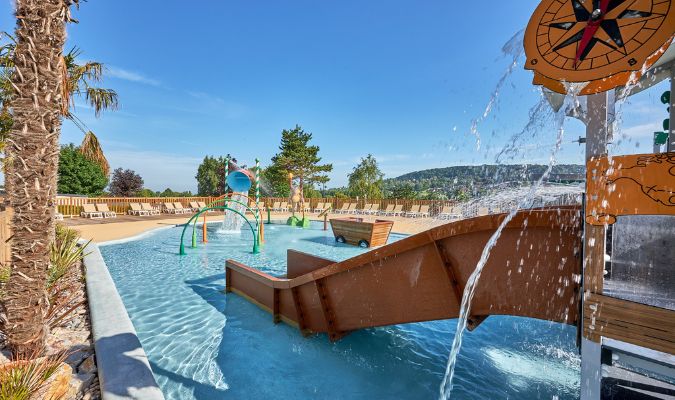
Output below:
[523,1,675,399]
[179,158,264,255]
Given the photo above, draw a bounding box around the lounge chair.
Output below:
[335,203,350,214]
[81,204,103,219]
[163,202,178,214]
[385,204,404,216]
[367,204,380,215]
[379,204,395,216]
[173,202,188,214]
[96,203,117,218]
[405,205,421,218]
[313,202,325,213]
[270,201,281,211]
[414,205,430,218]
[129,203,150,216]
[478,207,489,216]
[438,206,461,220]
[278,201,289,212]
[141,203,160,215]
[357,204,373,215]
[55,212,64,221]
[197,201,213,212]
[189,201,202,212]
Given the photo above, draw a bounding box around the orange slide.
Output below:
[225,207,583,341]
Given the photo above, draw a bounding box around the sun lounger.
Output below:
[379,204,395,216]
[357,204,373,215]
[335,203,350,214]
[478,207,489,216]
[313,202,325,213]
[141,203,160,215]
[197,201,213,212]
[173,202,189,214]
[405,205,421,218]
[55,212,64,221]
[414,205,430,218]
[188,201,202,212]
[129,203,150,216]
[81,204,103,219]
[367,204,380,215]
[279,201,289,212]
[438,206,461,220]
[163,202,178,214]
[96,203,117,218]
[270,201,281,211]
[385,204,404,216]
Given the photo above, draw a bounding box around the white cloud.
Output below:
[107,66,161,86]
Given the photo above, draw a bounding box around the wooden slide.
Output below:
[225,206,583,341]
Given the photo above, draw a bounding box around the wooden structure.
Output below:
[225,207,582,342]
[582,152,675,355]
[330,217,394,247]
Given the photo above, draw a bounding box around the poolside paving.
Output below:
[64,211,445,242]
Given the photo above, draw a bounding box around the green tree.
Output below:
[137,188,156,197]
[347,154,384,200]
[269,125,332,202]
[195,154,237,196]
[387,182,417,199]
[58,144,108,196]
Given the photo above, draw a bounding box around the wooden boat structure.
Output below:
[330,217,394,247]
[225,206,583,341]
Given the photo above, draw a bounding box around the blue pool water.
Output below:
[100,221,581,399]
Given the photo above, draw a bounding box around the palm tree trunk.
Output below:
[4,0,69,358]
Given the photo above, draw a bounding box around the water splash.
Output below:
[220,192,248,233]
[439,85,581,399]
[469,29,525,151]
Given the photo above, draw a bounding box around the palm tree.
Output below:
[0,35,117,176]
[3,0,76,357]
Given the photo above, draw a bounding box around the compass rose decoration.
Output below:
[524,0,675,95]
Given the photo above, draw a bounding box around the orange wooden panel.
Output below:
[586,153,675,225]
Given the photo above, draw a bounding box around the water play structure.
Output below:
[178,158,264,255]
[221,2,675,398]
[226,207,582,342]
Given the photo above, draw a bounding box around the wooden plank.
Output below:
[431,240,463,304]
[583,293,675,355]
[583,224,605,293]
[291,287,310,337]
[315,278,346,342]
[273,288,281,324]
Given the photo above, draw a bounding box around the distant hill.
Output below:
[383,164,584,200]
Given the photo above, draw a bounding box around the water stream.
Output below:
[220,192,248,233]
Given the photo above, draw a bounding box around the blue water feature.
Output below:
[99,221,581,399]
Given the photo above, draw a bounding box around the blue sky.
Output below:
[0,1,669,191]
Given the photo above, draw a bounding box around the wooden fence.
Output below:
[55,195,458,217]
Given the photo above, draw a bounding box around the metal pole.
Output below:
[668,68,674,152]
[581,91,609,400]
[224,156,230,193]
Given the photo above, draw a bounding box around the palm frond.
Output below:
[85,87,118,117]
[79,131,110,176]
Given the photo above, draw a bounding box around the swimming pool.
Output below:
[100,221,580,399]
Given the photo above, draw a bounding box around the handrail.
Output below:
[179,206,259,255]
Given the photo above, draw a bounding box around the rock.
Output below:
[65,345,92,369]
[29,362,75,400]
[78,354,97,375]
[71,372,96,393]
[0,349,11,365]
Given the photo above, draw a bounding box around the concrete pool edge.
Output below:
[83,242,165,400]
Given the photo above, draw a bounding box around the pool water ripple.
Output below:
[100,222,580,399]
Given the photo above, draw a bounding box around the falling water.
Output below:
[220,192,248,233]
[469,29,524,151]
[439,85,581,399]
